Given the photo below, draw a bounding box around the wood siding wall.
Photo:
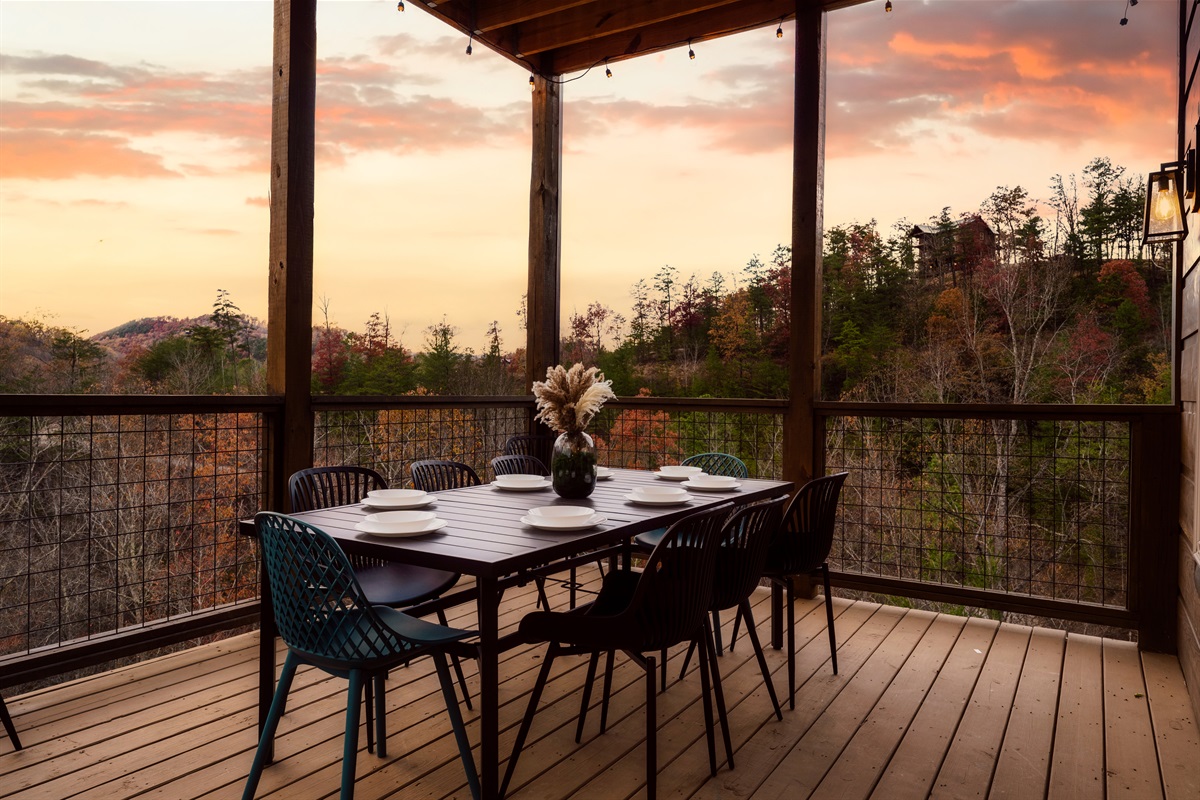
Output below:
[1178,0,1200,722]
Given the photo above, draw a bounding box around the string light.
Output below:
[465,35,473,55]
[396,0,404,11]
[605,59,612,78]
[688,39,695,60]
[529,73,535,90]
[776,19,784,38]
[1120,0,1136,25]
[885,0,892,12]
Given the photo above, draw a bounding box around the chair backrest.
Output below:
[768,472,849,574]
[503,434,555,465]
[288,466,387,513]
[623,502,732,651]
[682,452,749,479]
[711,495,788,611]
[491,454,549,477]
[254,512,415,667]
[410,459,482,492]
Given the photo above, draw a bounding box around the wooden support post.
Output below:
[1131,411,1181,652]
[266,0,316,512]
[783,2,826,491]
[527,74,563,405]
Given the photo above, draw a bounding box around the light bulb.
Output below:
[885,0,893,11]
[605,62,612,78]
[466,39,473,55]
[777,24,783,38]
[688,41,695,60]
[1153,178,1177,222]
[529,74,535,90]
[396,0,404,11]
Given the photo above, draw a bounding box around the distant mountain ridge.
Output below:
[93,316,267,356]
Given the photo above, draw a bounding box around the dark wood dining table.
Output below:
[239,467,793,800]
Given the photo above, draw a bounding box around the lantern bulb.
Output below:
[606,65,612,78]
[396,0,404,10]
[529,74,535,90]
[777,24,783,38]
[885,0,892,11]
[1153,180,1177,222]
[466,41,473,55]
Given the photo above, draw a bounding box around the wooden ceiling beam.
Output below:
[476,0,595,33]
[539,0,801,75]
[495,0,743,57]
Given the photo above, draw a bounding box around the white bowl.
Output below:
[366,489,428,502]
[632,485,689,500]
[363,510,437,532]
[495,474,547,486]
[658,465,703,478]
[528,505,594,521]
[688,474,738,487]
[595,466,615,479]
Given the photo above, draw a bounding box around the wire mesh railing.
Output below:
[821,409,1132,609]
[0,403,265,670]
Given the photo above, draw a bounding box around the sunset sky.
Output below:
[0,0,1181,352]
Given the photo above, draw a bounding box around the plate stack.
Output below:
[625,485,690,506]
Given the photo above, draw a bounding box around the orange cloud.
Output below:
[0,130,175,179]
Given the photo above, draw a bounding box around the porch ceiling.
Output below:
[411,0,869,76]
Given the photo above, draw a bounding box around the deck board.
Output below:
[1,569,1196,800]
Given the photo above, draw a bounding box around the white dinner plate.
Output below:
[653,471,704,481]
[492,479,552,491]
[624,493,691,506]
[520,513,607,531]
[595,468,615,480]
[362,496,436,510]
[354,518,448,537]
[681,479,742,492]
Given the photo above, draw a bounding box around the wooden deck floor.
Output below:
[1,569,1197,800]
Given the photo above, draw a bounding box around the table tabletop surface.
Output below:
[242,468,793,579]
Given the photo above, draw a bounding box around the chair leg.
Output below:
[438,609,473,711]
[702,618,735,770]
[786,581,797,711]
[576,651,601,743]
[728,604,743,652]
[694,633,718,778]
[0,695,21,751]
[372,674,388,758]
[660,648,668,692]
[822,563,838,675]
[771,582,784,650]
[678,638,698,681]
[342,670,364,800]
[644,652,657,800]
[739,599,782,721]
[500,644,558,799]
[364,676,376,755]
[432,652,480,800]
[599,649,615,735]
[711,608,724,655]
[535,577,551,611]
[242,653,299,800]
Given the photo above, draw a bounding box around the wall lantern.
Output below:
[1142,160,1189,244]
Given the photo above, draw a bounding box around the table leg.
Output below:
[476,574,501,800]
[258,559,278,762]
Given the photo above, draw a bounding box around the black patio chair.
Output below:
[1,695,20,751]
[412,459,551,611]
[288,466,471,709]
[676,495,788,721]
[243,512,479,800]
[489,454,549,477]
[502,434,555,467]
[500,502,734,800]
[632,451,749,552]
[756,471,849,710]
[410,459,483,492]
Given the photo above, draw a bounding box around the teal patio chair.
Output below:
[243,512,479,800]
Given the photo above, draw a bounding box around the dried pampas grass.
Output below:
[532,363,615,434]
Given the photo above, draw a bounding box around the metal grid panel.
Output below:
[824,414,1130,608]
[589,405,785,479]
[314,406,531,485]
[0,413,263,660]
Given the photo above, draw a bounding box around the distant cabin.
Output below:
[909,216,997,283]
